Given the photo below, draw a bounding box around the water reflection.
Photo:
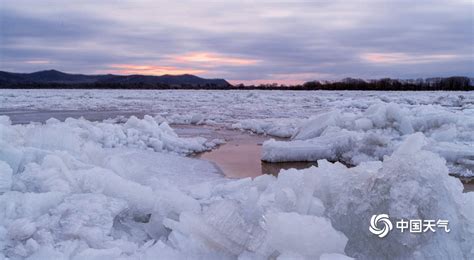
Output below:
[198,142,316,179]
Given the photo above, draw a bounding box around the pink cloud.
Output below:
[105,64,206,75]
[361,52,458,64]
[171,52,260,66]
[25,60,50,64]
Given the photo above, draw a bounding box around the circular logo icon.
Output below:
[369,214,393,238]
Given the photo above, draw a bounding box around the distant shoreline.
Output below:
[1,70,472,91]
[0,84,472,91]
[1,88,472,91]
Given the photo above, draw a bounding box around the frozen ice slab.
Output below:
[101,148,224,189]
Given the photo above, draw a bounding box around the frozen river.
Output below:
[2,89,472,124]
[0,89,473,259]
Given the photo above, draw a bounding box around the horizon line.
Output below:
[1,68,473,86]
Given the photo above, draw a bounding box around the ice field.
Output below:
[0,89,473,259]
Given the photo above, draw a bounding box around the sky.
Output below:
[0,0,473,85]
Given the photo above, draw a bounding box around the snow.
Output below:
[0,89,473,259]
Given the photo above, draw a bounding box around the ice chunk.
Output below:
[262,130,359,163]
[164,200,251,256]
[264,212,347,259]
[292,111,340,140]
[429,124,458,141]
[0,116,12,126]
[354,118,373,131]
[71,248,122,260]
[0,161,12,193]
[51,194,128,246]
[7,218,36,241]
[232,118,300,138]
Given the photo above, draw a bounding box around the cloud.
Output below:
[105,64,206,76]
[361,52,460,65]
[0,0,472,83]
[171,52,260,66]
[25,60,51,64]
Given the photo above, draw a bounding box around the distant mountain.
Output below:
[99,73,229,86]
[0,70,231,87]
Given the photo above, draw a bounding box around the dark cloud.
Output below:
[0,0,472,83]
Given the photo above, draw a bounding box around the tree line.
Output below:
[1,76,472,91]
[238,76,472,91]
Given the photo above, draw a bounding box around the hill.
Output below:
[0,70,231,88]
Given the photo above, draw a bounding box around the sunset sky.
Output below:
[1,0,473,84]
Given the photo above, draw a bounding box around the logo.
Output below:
[369,214,393,238]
